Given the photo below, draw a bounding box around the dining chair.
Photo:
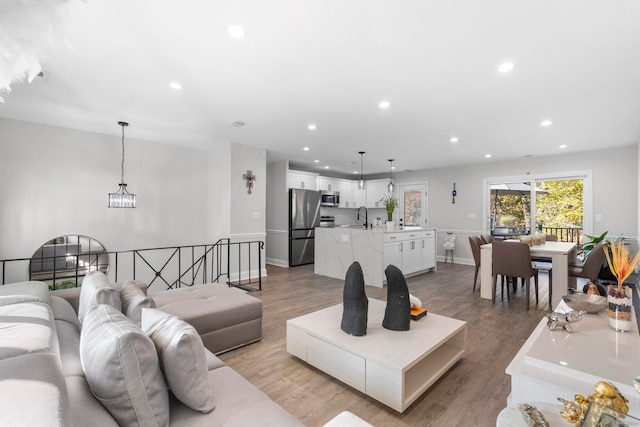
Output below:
[491,240,539,310]
[545,234,558,242]
[468,236,482,291]
[480,234,495,245]
[568,240,607,282]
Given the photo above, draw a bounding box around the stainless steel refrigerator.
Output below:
[289,189,321,266]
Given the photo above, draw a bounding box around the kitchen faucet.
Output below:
[357,206,368,228]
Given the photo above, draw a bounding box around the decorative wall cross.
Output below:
[243,170,256,194]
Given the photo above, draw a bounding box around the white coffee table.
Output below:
[286,298,467,412]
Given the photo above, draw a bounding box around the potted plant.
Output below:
[603,240,640,332]
[380,194,398,229]
[582,230,608,259]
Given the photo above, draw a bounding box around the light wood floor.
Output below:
[218,262,552,427]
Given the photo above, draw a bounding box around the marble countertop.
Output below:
[319,226,430,234]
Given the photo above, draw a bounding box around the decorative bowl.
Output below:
[562,294,607,314]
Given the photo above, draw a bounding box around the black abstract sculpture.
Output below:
[341,262,368,336]
[382,264,410,331]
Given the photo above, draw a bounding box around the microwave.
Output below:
[320,191,340,207]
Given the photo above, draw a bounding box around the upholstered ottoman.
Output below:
[150,284,262,354]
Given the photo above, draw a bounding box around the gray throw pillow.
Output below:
[80,304,169,426]
[120,280,155,326]
[141,308,215,413]
[77,271,120,324]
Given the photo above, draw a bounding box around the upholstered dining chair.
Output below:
[568,240,607,283]
[491,240,539,310]
[468,236,482,291]
[480,234,495,245]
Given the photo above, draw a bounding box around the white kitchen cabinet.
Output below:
[317,177,341,193]
[401,232,422,275]
[420,230,436,270]
[354,186,367,208]
[366,179,390,208]
[338,180,354,208]
[288,170,318,190]
[383,230,436,277]
[383,234,403,276]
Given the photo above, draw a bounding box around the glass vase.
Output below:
[607,284,632,332]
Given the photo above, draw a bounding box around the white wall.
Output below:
[394,145,638,264]
[230,143,266,237]
[207,143,231,241]
[0,118,266,282]
[0,118,210,258]
[265,160,289,266]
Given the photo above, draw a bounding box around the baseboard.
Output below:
[227,268,267,283]
[266,258,289,268]
[437,256,475,266]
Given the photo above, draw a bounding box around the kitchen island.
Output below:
[314,227,436,287]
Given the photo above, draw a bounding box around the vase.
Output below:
[607,284,632,332]
[386,221,394,230]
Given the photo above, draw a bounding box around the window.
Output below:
[484,171,592,244]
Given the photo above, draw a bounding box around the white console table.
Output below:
[506,308,640,418]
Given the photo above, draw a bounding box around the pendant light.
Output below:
[387,159,395,193]
[108,121,137,208]
[358,151,366,189]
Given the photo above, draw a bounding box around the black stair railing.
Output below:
[0,239,263,292]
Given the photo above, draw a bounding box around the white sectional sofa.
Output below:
[0,273,303,426]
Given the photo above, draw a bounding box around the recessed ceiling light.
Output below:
[303,147,310,151]
[450,136,459,143]
[498,62,514,73]
[353,171,358,174]
[308,124,317,130]
[559,144,567,149]
[540,120,552,127]
[314,160,320,163]
[324,166,330,169]
[228,25,246,38]
[379,100,390,109]
[485,154,492,158]
[169,82,182,90]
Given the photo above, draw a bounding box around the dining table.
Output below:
[480,241,577,308]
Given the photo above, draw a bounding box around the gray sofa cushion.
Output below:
[77,271,120,323]
[0,281,50,304]
[152,284,262,354]
[168,366,304,426]
[121,280,155,326]
[0,353,71,427]
[141,308,215,413]
[0,301,57,360]
[80,304,169,427]
[49,295,81,328]
[65,375,119,427]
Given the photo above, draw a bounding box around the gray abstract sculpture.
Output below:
[341,262,368,336]
[382,264,410,331]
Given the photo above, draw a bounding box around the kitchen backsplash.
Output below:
[320,206,387,226]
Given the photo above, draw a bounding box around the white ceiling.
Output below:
[2,0,640,177]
